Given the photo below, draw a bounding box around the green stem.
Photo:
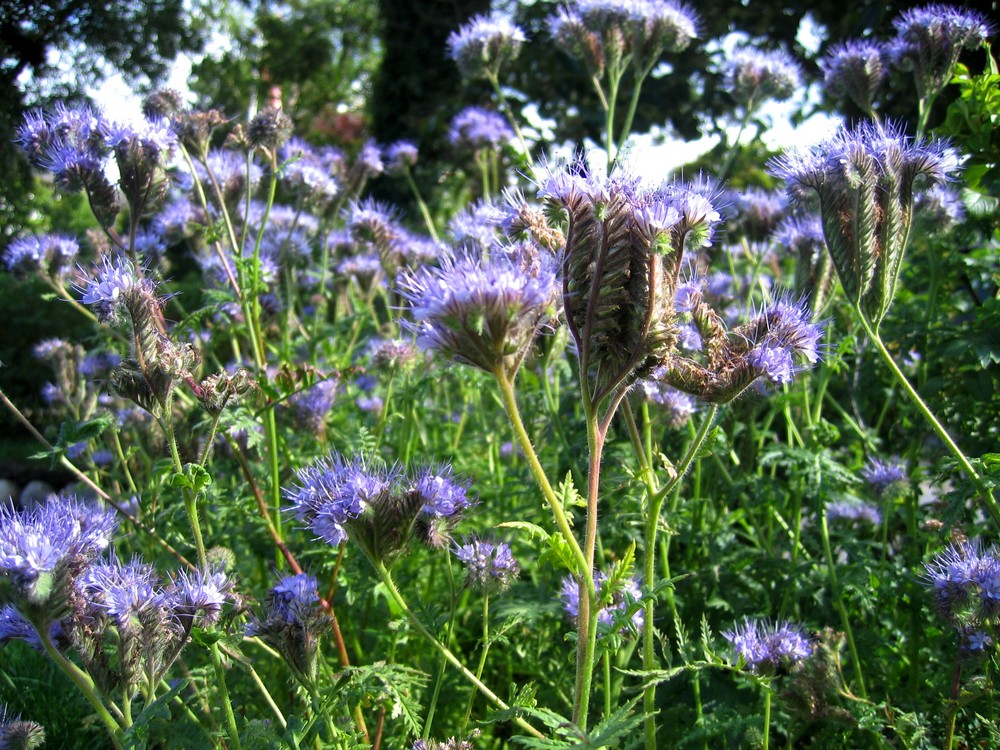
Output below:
[493,368,588,574]
[210,643,243,750]
[819,508,867,699]
[460,593,492,735]
[372,561,544,740]
[38,623,124,750]
[856,311,1000,526]
[623,400,718,750]
[403,168,439,242]
[763,688,772,750]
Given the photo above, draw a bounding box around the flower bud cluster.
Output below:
[924,538,1000,652]
[453,536,519,594]
[286,454,475,566]
[546,1,698,79]
[397,241,559,378]
[246,573,330,685]
[769,120,957,326]
[447,13,526,80]
[561,571,644,637]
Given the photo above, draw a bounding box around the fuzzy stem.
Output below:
[37,623,124,749]
[762,688,772,750]
[460,593,492,734]
[403,168,440,242]
[856,310,1000,525]
[487,71,533,167]
[493,368,588,574]
[209,642,243,750]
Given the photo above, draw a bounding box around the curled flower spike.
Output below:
[724,617,813,675]
[722,46,803,104]
[769,120,958,327]
[447,13,526,80]
[819,39,888,115]
[396,242,559,378]
[889,4,993,105]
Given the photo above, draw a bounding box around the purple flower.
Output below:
[0,497,117,605]
[724,618,813,674]
[561,572,644,636]
[410,465,472,518]
[285,454,397,547]
[447,13,526,80]
[774,215,825,258]
[79,255,151,320]
[448,199,508,249]
[3,233,79,276]
[748,345,796,385]
[915,184,965,229]
[923,538,1000,622]
[729,187,787,241]
[749,294,825,370]
[769,121,958,325]
[287,378,339,431]
[826,500,882,526]
[860,456,908,497]
[889,4,993,101]
[355,139,384,177]
[367,338,419,370]
[385,140,419,174]
[80,554,161,628]
[723,47,802,104]
[246,573,329,680]
[640,373,698,428]
[820,39,887,113]
[171,565,236,626]
[449,107,514,150]
[397,243,558,376]
[454,536,519,593]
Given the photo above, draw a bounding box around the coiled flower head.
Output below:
[769,120,958,326]
[889,4,993,102]
[447,13,526,80]
[723,47,802,104]
[820,39,888,114]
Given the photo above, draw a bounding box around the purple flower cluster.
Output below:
[746,295,824,385]
[860,456,908,498]
[453,536,519,593]
[246,573,329,683]
[0,496,117,605]
[384,140,419,175]
[819,39,887,113]
[924,539,1000,638]
[79,255,153,321]
[3,234,79,277]
[889,4,993,100]
[724,617,813,675]
[447,13,526,80]
[561,572,644,636]
[448,107,514,150]
[723,47,802,104]
[770,120,957,325]
[547,0,698,76]
[285,453,474,560]
[397,243,559,376]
